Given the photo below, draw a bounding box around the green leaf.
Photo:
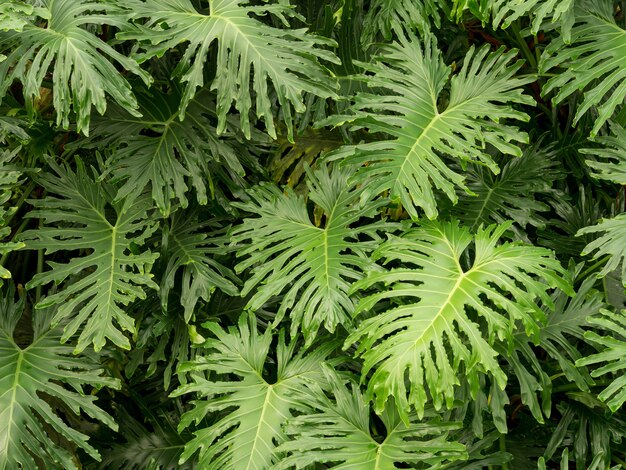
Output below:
[0,285,119,470]
[171,314,338,469]
[581,122,626,185]
[19,160,159,352]
[542,397,626,468]
[98,406,192,470]
[0,1,36,33]
[160,209,239,323]
[0,148,25,286]
[86,84,255,216]
[232,164,390,343]
[500,267,606,424]
[577,309,626,412]
[347,220,571,421]
[362,0,445,43]
[119,0,339,140]
[276,364,468,469]
[449,143,562,239]
[0,0,151,134]
[540,0,626,137]
[578,213,626,286]
[481,0,575,39]
[325,30,532,219]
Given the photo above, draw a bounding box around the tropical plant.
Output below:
[1,0,626,468]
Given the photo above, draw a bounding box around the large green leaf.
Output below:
[232,165,390,343]
[540,0,626,136]
[160,209,239,323]
[171,314,337,469]
[0,0,151,134]
[277,364,468,469]
[577,309,626,412]
[0,286,119,469]
[325,30,532,219]
[86,84,255,216]
[119,0,339,139]
[347,220,571,420]
[19,160,159,352]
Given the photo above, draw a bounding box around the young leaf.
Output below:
[119,0,339,139]
[347,220,571,421]
[160,209,239,323]
[19,160,159,352]
[325,30,532,219]
[540,0,626,136]
[0,0,151,134]
[0,286,119,469]
[276,364,468,469]
[232,165,390,343]
[171,314,338,469]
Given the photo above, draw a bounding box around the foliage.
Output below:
[1,0,626,468]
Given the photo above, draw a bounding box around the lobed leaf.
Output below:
[347,219,571,421]
[119,0,339,140]
[0,286,119,470]
[19,160,159,352]
[0,0,151,134]
[325,30,532,219]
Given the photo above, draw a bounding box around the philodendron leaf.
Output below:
[172,314,338,469]
[347,219,571,421]
[119,0,339,140]
[0,285,119,469]
[232,165,391,343]
[276,364,468,469]
[0,0,151,134]
[577,309,626,412]
[0,148,24,286]
[325,29,532,219]
[19,160,159,352]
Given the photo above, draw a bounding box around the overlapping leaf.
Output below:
[500,270,605,424]
[19,160,159,352]
[160,209,238,323]
[277,364,467,469]
[232,165,390,343]
[449,144,561,239]
[540,0,626,136]
[581,122,626,185]
[0,148,24,286]
[577,309,626,411]
[172,314,337,469]
[86,85,253,216]
[347,220,571,420]
[0,0,151,134]
[578,214,626,285]
[120,0,339,139]
[325,30,532,219]
[0,286,119,470]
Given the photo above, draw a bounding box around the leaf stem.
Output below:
[499,433,509,470]
[5,180,36,228]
